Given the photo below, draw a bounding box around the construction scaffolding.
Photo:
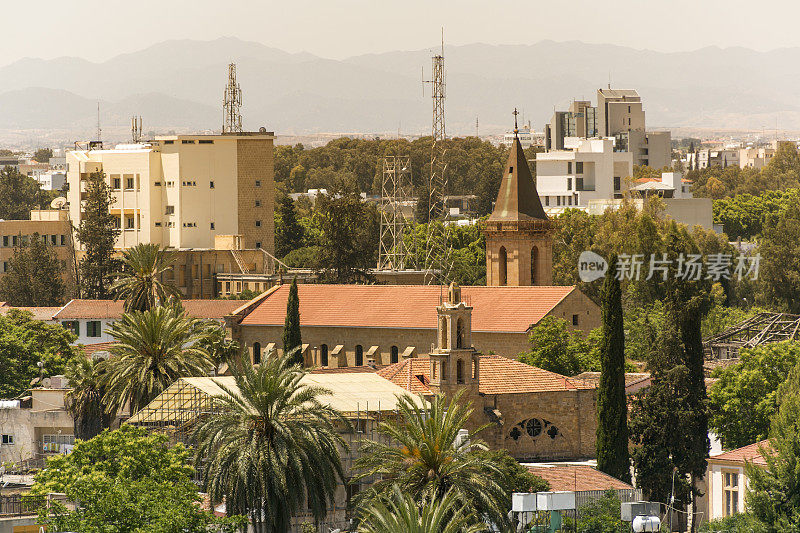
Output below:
[222,62,243,133]
[422,32,452,283]
[377,156,413,270]
[127,375,423,533]
[703,312,800,360]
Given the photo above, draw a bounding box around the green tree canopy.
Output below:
[518,316,601,376]
[747,364,800,532]
[110,243,180,312]
[0,166,50,220]
[709,341,800,450]
[32,148,53,163]
[100,305,213,413]
[75,171,120,299]
[192,354,347,533]
[596,255,631,483]
[0,232,67,306]
[274,190,305,259]
[0,309,77,397]
[282,277,302,365]
[355,391,511,530]
[32,425,243,533]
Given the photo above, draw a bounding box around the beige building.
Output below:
[0,209,74,288]
[66,132,275,253]
[0,384,74,466]
[226,282,599,367]
[545,89,672,169]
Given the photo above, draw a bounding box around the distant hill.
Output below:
[2,37,800,144]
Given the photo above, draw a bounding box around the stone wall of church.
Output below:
[476,389,598,461]
[232,288,600,366]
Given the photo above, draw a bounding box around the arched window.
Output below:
[320,344,328,367]
[355,345,363,366]
[252,342,261,365]
[456,318,464,349]
[441,361,447,382]
[390,346,399,364]
[456,359,464,384]
[531,246,539,285]
[472,359,479,380]
[498,246,507,286]
[439,317,448,348]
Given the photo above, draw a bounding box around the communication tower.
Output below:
[421,31,452,283]
[131,116,143,143]
[377,156,413,270]
[222,63,243,133]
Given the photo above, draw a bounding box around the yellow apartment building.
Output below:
[66,132,275,254]
[0,209,74,289]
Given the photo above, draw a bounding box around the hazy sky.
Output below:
[5,0,800,65]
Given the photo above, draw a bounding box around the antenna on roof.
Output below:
[96,102,102,142]
[513,108,519,137]
[608,71,612,90]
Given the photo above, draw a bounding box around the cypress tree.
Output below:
[596,254,631,483]
[75,171,120,298]
[282,278,303,366]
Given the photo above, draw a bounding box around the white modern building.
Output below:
[34,170,67,191]
[534,137,634,209]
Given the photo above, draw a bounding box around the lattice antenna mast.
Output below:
[222,62,243,133]
[131,116,143,143]
[421,31,452,283]
[377,155,413,270]
[96,102,102,142]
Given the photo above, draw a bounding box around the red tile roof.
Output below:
[711,440,770,466]
[238,284,576,333]
[377,354,594,395]
[53,299,243,320]
[78,342,117,356]
[0,306,61,321]
[528,465,634,492]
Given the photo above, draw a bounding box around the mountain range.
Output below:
[2,36,800,145]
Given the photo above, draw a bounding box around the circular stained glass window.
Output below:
[526,418,542,437]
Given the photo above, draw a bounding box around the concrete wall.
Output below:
[0,406,74,464]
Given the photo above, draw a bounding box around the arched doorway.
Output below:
[252,342,261,365]
[320,344,328,367]
[355,345,364,366]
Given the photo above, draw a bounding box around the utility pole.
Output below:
[130,116,143,143]
[96,102,102,142]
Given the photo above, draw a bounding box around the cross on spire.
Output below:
[513,108,519,136]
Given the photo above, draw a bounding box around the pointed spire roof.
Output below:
[488,133,548,223]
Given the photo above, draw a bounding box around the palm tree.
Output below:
[100,305,213,414]
[192,354,347,533]
[110,243,180,312]
[358,485,485,533]
[64,356,114,440]
[356,391,510,530]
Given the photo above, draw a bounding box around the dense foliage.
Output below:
[193,354,347,533]
[355,391,512,530]
[0,231,67,306]
[0,166,52,220]
[274,137,538,216]
[708,341,800,450]
[0,309,78,397]
[32,425,243,533]
[75,171,120,299]
[596,256,631,483]
[747,364,800,531]
[282,277,302,365]
[713,189,800,240]
[519,316,602,376]
[110,243,180,312]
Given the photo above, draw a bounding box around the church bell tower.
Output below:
[485,110,553,286]
[429,283,480,396]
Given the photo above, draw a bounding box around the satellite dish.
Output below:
[51,197,67,209]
